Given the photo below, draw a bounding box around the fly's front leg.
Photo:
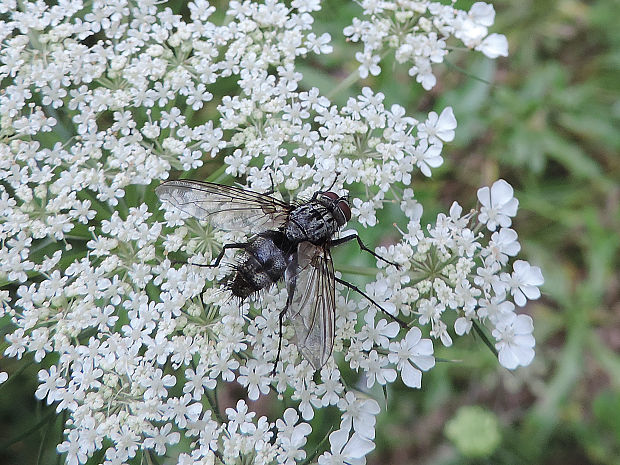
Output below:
[331,233,400,268]
[263,173,276,196]
[335,276,409,329]
[176,242,247,268]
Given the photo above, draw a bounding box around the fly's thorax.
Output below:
[285,192,351,244]
[285,203,336,243]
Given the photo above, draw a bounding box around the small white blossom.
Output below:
[318,428,374,465]
[338,391,380,440]
[501,260,545,306]
[388,327,435,388]
[493,313,536,369]
[418,107,457,146]
[477,179,519,231]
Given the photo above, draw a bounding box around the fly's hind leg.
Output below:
[331,233,400,268]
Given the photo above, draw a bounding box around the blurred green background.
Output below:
[1,0,619,464]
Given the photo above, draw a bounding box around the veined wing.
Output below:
[155,180,292,233]
[288,241,336,370]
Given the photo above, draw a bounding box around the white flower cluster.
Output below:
[0,0,535,464]
[344,1,509,89]
[372,179,543,369]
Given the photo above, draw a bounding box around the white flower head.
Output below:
[338,391,380,440]
[388,327,435,388]
[469,2,496,27]
[318,428,375,465]
[418,107,457,146]
[476,33,509,58]
[0,0,536,463]
[501,260,544,307]
[493,313,535,369]
[477,179,519,231]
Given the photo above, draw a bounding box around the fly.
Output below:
[155,179,406,370]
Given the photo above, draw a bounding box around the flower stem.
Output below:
[326,68,361,101]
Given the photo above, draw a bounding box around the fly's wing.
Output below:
[155,180,291,233]
[288,241,336,370]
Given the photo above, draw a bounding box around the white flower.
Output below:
[359,308,400,351]
[493,313,535,369]
[226,399,255,434]
[477,295,516,325]
[163,394,202,429]
[411,139,443,177]
[418,107,457,146]
[316,366,344,406]
[276,408,312,465]
[338,391,380,440]
[35,365,66,403]
[143,423,180,455]
[477,179,519,231]
[237,360,272,401]
[469,2,496,27]
[483,228,521,265]
[351,198,377,227]
[388,327,435,388]
[318,428,375,465]
[361,350,396,388]
[501,260,544,306]
[476,33,509,58]
[355,51,381,78]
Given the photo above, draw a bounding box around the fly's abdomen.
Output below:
[227,235,290,299]
[228,255,273,299]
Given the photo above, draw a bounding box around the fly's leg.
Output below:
[272,257,299,377]
[331,233,400,268]
[263,173,293,203]
[263,173,276,196]
[311,172,342,201]
[173,242,248,268]
[272,287,295,377]
[335,276,409,329]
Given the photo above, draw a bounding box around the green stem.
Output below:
[334,264,381,277]
[206,164,229,183]
[325,69,361,101]
[0,408,57,450]
[444,58,494,86]
[472,320,498,358]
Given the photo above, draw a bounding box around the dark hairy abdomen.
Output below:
[227,231,295,299]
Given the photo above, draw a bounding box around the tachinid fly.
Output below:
[155,180,403,370]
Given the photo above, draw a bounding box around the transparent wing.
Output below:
[288,242,336,369]
[155,180,292,233]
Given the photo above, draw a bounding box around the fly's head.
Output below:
[318,192,351,227]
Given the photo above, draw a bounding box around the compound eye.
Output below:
[321,191,339,201]
[337,199,351,223]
